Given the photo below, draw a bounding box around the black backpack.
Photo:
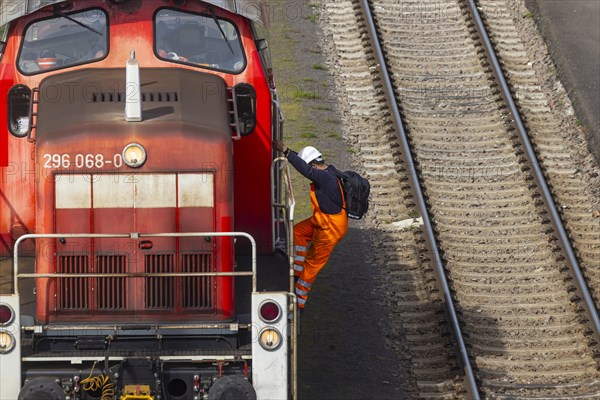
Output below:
[334,170,370,220]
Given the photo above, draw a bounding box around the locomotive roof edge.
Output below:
[0,0,270,27]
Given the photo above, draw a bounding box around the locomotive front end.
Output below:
[20,67,256,400]
[34,67,236,324]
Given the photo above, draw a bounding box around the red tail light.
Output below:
[0,304,14,325]
[259,301,281,323]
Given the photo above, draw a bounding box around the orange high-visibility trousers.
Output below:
[294,183,347,308]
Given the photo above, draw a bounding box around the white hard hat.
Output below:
[297,146,323,164]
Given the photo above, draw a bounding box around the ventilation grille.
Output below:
[182,253,214,309]
[57,255,90,310]
[145,254,175,310]
[144,253,213,310]
[55,252,214,313]
[96,255,127,310]
[90,92,179,103]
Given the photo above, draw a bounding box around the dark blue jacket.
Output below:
[286,151,344,215]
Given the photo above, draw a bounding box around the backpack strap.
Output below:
[333,171,347,211]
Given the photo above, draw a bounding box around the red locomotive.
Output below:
[0,1,297,399]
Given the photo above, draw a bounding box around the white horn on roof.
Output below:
[125,50,142,122]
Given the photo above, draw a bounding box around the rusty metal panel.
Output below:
[178,173,214,208]
[55,174,91,209]
[135,174,176,208]
[37,69,231,138]
[93,174,135,209]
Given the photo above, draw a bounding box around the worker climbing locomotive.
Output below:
[0,1,299,399]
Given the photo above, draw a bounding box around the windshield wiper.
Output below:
[210,9,235,55]
[53,7,103,36]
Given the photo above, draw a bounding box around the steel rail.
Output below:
[466,0,600,342]
[359,1,480,398]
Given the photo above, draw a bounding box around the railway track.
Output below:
[318,0,600,397]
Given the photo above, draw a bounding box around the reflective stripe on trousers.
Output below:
[293,244,308,274]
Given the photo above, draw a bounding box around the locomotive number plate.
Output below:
[43,153,124,169]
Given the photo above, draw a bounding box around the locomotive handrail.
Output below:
[271,88,298,400]
[22,323,253,332]
[466,0,600,342]
[272,94,285,126]
[18,272,252,277]
[271,86,295,265]
[271,157,297,297]
[272,158,296,228]
[359,0,480,398]
[13,232,258,295]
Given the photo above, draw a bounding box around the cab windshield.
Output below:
[155,9,246,74]
[18,9,108,75]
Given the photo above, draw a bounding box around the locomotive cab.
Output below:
[1,1,297,399]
